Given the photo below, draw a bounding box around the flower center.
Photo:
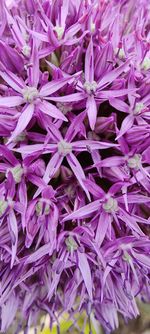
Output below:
[90,22,96,33]
[141,57,150,71]
[127,154,141,170]
[54,26,64,40]
[103,197,118,213]
[35,201,50,216]
[58,140,72,156]
[122,250,131,262]
[134,102,145,115]
[84,81,97,94]
[115,48,125,60]
[0,200,8,217]
[10,165,24,184]
[65,236,78,252]
[56,102,72,115]
[22,86,38,103]
[22,45,31,57]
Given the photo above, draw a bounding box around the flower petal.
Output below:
[85,38,94,82]
[0,96,23,107]
[39,100,68,121]
[8,104,34,143]
[77,251,93,300]
[86,95,97,130]
[67,153,90,200]
[63,199,100,221]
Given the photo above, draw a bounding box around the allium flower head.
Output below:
[0,0,150,333]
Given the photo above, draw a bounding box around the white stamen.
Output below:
[44,203,50,215]
[115,48,125,60]
[128,154,141,170]
[22,45,31,57]
[23,32,30,43]
[141,57,150,71]
[22,86,38,103]
[36,201,43,216]
[90,22,96,33]
[0,200,8,216]
[51,52,59,67]
[122,250,131,262]
[65,236,78,252]
[10,165,24,184]
[58,140,72,156]
[35,201,50,216]
[54,26,64,40]
[103,197,118,213]
[56,102,72,115]
[84,81,97,94]
[14,132,26,143]
[134,102,145,115]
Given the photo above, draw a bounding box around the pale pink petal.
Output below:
[0,69,25,92]
[46,92,86,103]
[63,200,100,221]
[98,58,132,89]
[43,152,64,184]
[0,96,23,107]
[40,73,81,97]
[67,153,90,199]
[86,95,97,130]
[77,251,93,300]
[39,100,68,121]
[85,38,94,82]
[109,97,129,113]
[116,114,134,140]
[28,40,39,88]
[8,104,34,143]
[8,210,18,268]
[95,211,110,246]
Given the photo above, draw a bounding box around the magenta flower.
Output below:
[0,0,150,333]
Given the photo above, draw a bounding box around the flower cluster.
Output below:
[0,0,150,333]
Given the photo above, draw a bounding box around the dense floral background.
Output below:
[0,0,150,333]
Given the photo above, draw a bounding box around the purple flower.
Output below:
[0,0,150,333]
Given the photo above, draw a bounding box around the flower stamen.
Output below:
[22,86,38,103]
[103,197,118,213]
[58,140,72,156]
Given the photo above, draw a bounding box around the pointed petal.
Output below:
[86,95,97,130]
[8,210,18,268]
[65,111,86,142]
[14,144,56,155]
[0,96,23,107]
[97,58,132,90]
[47,92,86,103]
[109,97,129,113]
[67,153,90,199]
[26,242,52,263]
[77,251,93,300]
[98,89,136,99]
[118,194,150,204]
[39,100,67,121]
[63,200,100,221]
[72,140,119,151]
[43,152,63,183]
[116,114,134,140]
[95,211,110,246]
[0,69,25,92]
[85,38,94,82]
[28,40,39,87]
[40,73,81,97]
[0,145,18,165]
[8,104,34,143]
